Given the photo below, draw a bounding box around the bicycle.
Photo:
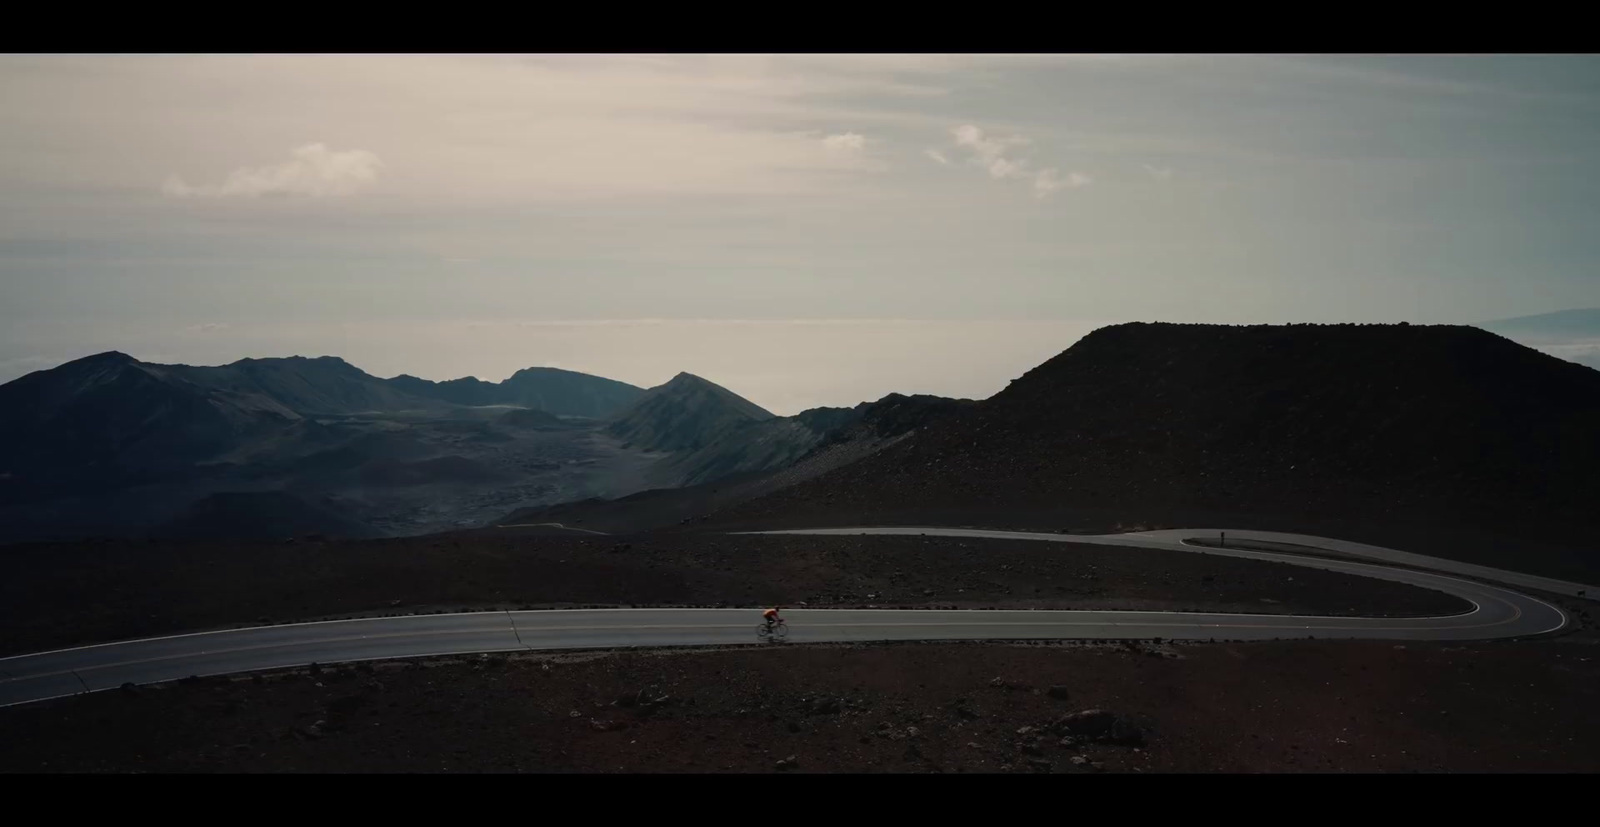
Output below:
[756,619,789,642]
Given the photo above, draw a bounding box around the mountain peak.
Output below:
[230,354,358,371]
[648,372,773,418]
[76,350,137,365]
[607,371,774,452]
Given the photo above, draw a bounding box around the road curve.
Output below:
[754,527,1598,602]
[496,522,609,535]
[0,528,1575,709]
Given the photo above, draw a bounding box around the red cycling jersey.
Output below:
[763,608,780,620]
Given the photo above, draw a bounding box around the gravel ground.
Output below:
[4,638,1597,773]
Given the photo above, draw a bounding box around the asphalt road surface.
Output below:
[757,527,1600,601]
[0,528,1576,708]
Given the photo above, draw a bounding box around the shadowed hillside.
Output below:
[723,323,1600,546]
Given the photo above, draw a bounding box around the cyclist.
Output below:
[762,607,782,631]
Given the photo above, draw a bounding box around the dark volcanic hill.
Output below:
[0,352,302,498]
[722,323,1600,539]
[386,367,644,418]
[172,356,441,417]
[606,372,775,454]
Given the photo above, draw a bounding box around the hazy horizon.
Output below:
[4,54,1600,411]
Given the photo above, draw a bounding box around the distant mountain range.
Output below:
[0,350,967,542]
[0,352,645,498]
[386,367,644,419]
[0,351,305,497]
[497,391,975,533]
[18,317,1594,550]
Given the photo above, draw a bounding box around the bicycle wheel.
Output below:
[755,624,771,639]
[772,622,789,641]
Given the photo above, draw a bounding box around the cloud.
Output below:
[1142,163,1174,179]
[952,124,1032,170]
[986,157,1028,180]
[1033,169,1092,198]
[184,322,230,333]
[821,132,866,152]
[162,143,383,199]
[924,148,951,165]
[948,124,1089,198]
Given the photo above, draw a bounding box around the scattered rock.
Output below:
[1052,709,1147,747]
[810,698,842,715]
[327,695,366,719]
[1069,755,1088,766]
[776,755,798,771]
[1027,758,1053,772]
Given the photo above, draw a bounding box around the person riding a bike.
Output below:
[763,607,782,629]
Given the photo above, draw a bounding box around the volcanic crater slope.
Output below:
[723,322,1600,541]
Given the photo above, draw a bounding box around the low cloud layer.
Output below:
[162,143,383,199]
[821,132,866,152]
[946,124,1089,199]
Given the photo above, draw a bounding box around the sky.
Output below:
[2,54,1599,413]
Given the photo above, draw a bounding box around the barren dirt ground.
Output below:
[4,639,1598,773]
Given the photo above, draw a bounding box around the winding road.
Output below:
[1,527,1588,709]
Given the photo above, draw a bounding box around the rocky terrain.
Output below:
[5,638,1597,773]
[502,392,974,532]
